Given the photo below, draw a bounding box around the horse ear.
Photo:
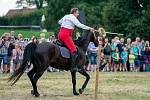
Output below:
[77,11,86,25]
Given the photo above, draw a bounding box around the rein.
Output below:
[92,32,97,41]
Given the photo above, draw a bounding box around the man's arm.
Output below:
[58,17,63,25]
[71,16,91,30]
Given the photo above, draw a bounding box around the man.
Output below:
[0,33,10,73]
[103,38,111,71]
[58,8,94,72]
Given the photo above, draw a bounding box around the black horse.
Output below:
[8,30,99,97]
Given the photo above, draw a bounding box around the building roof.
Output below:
[6,7,36,17]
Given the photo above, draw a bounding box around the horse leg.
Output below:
[78,69,90,94]
[31,69,45,97]
[27,66,37,96]
[71,72,79,95]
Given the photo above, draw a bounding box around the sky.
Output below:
[0,0,18,16]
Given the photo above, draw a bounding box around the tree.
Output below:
[102,0,150,39]
[45,0,76,29]
[45,0,108,30]
[16,0,47,9]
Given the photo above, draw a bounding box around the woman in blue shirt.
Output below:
[87,42,98,71]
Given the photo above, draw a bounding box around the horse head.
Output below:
[90,30,99,47]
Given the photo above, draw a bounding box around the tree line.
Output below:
[0,0,149,39]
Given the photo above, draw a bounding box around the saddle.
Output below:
[54,40,71,58]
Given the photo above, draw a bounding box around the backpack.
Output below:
[104,44,111,55]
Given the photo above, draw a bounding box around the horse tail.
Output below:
[8,42,37,85]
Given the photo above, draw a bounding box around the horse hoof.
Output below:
[73,92,80,95]
[79,88,83,94]
[35,93,40,97]
[31,90,34,95]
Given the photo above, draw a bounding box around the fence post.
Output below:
[94,45,101,100]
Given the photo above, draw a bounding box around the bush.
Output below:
[0,9,43,26]
[0,17,9,25]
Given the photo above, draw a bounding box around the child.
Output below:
[12,44,22,72]
[129,50,135,71]
[121,47,128,71]
[112,48,120,72]
[131,42,140,72]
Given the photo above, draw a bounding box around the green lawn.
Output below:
[0,72,150,100]
[0,29,53,38]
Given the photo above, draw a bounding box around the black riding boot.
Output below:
[71,52,78,72]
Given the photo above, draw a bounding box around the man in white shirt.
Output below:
[58,8,94,72]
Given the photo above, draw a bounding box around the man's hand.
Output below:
[76,32,80,37]
[90,28,95,32]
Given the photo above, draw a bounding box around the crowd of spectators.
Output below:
[87,36,150,72]
[0,31,56,73]
[0,31,150,74]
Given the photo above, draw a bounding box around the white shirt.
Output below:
[58,14,90,30]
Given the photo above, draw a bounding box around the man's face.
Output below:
[73,10,79,17]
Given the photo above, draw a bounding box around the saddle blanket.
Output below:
[58,46,70,58]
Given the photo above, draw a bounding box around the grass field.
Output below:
[0,72,150,100]
[0,29,53,38]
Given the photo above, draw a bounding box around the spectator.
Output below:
[103,38,111,71]
[131,42,140,72]
[32,36,39,44]
[12,44,22,72]
[112,48,120,72]
[87,42,98,71]
[117,38,126,53]
[7,32,16,72]
[126,38,132,71]
[98,36,104,47]
[24,38,29,46]
[121,47,128,71]
[143,41,150,71]
[40,32,47,43]
[135,37,140,47]
[111,38,117,51]
[110,38,116,71]
[10,31,17,40]
[117,38,126,71]
[0,33,10,73]
[17,34,25,49]
[139,39,145,71]
[126,38,132,50]
[49,35,55,43]
[129,50,135,71]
